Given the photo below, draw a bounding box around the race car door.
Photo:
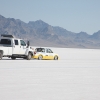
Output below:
[45,49,54,59]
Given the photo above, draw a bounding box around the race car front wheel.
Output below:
[54,56,58,60]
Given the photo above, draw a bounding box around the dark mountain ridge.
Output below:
[0,14,100,48]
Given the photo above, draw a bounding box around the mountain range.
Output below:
[0,14,100,49]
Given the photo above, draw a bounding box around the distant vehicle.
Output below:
[33,47,59,60]
[0,34,34,60]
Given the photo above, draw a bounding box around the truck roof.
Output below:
[1,34,14,38]
[0,34,25,41]
[0,34,20,40]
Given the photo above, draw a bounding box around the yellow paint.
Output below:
[32,54,46,59]
[32,55,38,59]
[32,54,59,60]
[46,56,53,60]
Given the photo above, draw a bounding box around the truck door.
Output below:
[13,39,20,54]
[19,40,27,55]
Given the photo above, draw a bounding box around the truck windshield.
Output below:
[0,39,11,45]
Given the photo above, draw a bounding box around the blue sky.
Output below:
[0,0,100,34]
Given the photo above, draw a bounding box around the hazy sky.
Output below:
[0,0,100,34]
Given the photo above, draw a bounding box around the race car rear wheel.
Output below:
[38,55,43,60]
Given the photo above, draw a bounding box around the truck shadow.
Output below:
[1,58,35,60]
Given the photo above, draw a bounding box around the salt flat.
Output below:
[0,48,100,100]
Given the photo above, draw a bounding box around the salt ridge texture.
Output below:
[0,48,100,100]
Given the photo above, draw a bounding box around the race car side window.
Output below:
[42,48,45,52]
[36,48,45,52]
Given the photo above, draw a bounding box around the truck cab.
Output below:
[0,34,34,60]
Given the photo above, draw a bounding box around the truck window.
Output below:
[14,40,18,45]
[20,40,26,46]
[0,39,11,45]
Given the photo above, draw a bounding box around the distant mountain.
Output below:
[0,14,100,48]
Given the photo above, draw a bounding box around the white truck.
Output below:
[0,34,34,60]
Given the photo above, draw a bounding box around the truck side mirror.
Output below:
[27,41,30,47]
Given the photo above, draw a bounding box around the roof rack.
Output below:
[1,34,14,38]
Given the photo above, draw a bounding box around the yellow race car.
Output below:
[33,47,59,60]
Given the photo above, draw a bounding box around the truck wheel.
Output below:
[0,53,2,60]
[11,57,16,60]
[27,52,32,60]
[0,50,3,60]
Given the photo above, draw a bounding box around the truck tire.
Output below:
[11,57,16,60]
[0,50,3,60]
[27,52,32,60]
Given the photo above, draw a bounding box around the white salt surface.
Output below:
[0,48,100,100]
